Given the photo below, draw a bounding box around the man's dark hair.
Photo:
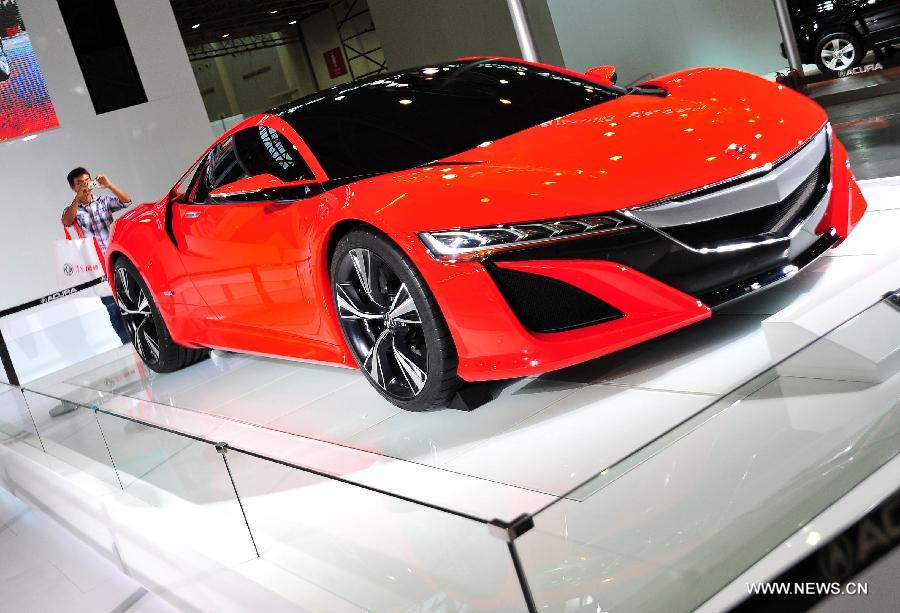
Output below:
[67,167,89,187]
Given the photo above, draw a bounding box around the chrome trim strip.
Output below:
[621,180,833,255]
[705,228,839,309]
[630,128,829,228]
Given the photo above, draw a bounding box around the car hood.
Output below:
[368,68,828,232]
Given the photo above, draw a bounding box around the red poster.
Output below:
[0,0,60,142]
[323,47,348,79]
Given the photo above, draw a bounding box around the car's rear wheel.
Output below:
[113,258,209,373]
[331,229,461,411]
[815,32,863,76]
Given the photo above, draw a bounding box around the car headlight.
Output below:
[419,214,636,261]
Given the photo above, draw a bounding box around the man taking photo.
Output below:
[61,167,132,344]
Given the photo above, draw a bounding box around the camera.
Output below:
[88,179,101,190]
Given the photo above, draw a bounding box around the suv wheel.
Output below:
[815,32,863,76]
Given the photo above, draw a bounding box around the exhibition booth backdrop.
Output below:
[0,0,213,311]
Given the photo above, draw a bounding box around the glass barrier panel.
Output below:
[0,384,42,451]
[1,297,122,384]
[94,410,258,566]
[517,294,900,612]
[226,448,530,613]
[22,389,122,489]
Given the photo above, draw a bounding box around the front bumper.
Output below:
[411,132,867,382]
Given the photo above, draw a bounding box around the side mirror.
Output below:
[585,65,618,86]
[209,173,286,198]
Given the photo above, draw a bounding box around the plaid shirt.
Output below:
[62,193,128,252]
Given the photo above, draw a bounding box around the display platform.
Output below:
[25,178,900,508]
[2,178,899,611]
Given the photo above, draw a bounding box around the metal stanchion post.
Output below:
[773,0,807,92]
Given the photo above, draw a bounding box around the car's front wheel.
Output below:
[331,229,461,411]
[815,32,864,76]
[113,258,209,372]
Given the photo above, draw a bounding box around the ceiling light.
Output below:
[399,99,412,105]
[222,33,230,38]
[270,9,278,13]
[289,20,297,24]
[191,23,200,29]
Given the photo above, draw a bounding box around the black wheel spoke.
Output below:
[362,329,391,389]
[349,248,381,307]
[116,267,161,365]
[115,268,137,311]
[391,336,427,394]
[388,283,421,324]
[335,247,429,400]
[336,283,383,321]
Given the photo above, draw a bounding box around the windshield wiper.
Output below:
[626,85,668,97]
[420,160,486,167]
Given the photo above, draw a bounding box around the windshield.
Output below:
[278,60,621,180]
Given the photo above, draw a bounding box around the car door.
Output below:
[171,122,327,343]
[857,0,900,44]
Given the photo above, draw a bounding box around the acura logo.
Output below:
[818,535,855,582]
[63,262,74,276]
[725,143,758,160]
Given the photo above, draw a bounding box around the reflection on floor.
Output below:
[522,294,900,612]
[0,486,175,613]
[827,92,900,180]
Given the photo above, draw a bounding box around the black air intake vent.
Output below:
[489,267,622,333]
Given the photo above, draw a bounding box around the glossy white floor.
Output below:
[2,177,900,612]
[0,486,176,613]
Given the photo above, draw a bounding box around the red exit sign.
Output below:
[323,47,348,79]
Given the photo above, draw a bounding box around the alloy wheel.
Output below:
[821,38,856,72]
[115,268,161,364]
[334,247,428,400]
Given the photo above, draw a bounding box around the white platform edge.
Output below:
[0,439,366,613]
[696,446,900,613]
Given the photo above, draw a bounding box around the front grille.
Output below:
[489,266,622,333]
[487,129,835,309]
[663,151,830,248]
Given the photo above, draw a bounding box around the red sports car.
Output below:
[106,57,867,411]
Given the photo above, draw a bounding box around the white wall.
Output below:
[366,0,562,72]
[368,0,521,70]
[547,0,787,85]
[0,0,214,310]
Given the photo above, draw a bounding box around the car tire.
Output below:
[112,258,209,373]
[331,229,461,411]
[815,31,864,77]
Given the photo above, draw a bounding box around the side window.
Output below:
[207,136,247,191]
[189,126,315,204]
[233,126,315,182]
[173,156,205,199]
[191,136,247,203]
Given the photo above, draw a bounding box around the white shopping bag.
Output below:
[54,224,112,298]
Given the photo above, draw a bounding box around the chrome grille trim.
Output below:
[628,126,830,229]
[623,182,832,255]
